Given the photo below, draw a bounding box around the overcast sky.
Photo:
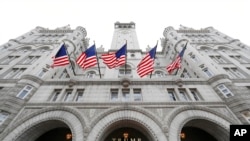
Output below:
[0,0,249,51]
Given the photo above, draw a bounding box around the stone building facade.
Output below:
[0,22,250,141]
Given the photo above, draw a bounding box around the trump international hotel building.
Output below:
[0,22,250,141]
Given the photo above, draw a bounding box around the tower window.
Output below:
[0,110,9,125]
[217,84,234,98]
[17,85,33,99]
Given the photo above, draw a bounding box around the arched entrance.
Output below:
[167,108,231,141]
[86,108,168,141]
[16,120,72,141]
[101,120,151,141]
[180,119,227,141]
[2,108,85,141]
[36,127,72,141]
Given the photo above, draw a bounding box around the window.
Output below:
[155,71,166,77]
[1,56,19,64]
[241,110,250,123]
[167,89,177,101]
[191,55,199,62]
[21,56,40,64]
[51,89,61,102]
[203,68,214,77]
[37,69,48,78]
[181,69,191,78]
[75,89,84,102]
[119,64,132,76]
[0,111,9,125]
[224,68,245,78]
[16,85,33,99]
[4,68,26,79]
[133,89,142,101]
[64,89,73,102]
[217,84,234,98]
[110,89,119,101]
[122,89,130,101]
[86,71,96,78]
[178,89,189,101]
[190,89,201,101]
[230,55,248,63]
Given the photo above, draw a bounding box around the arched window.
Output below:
[119,64,132,76]
[86,71,96,78]
[154,71,166,77]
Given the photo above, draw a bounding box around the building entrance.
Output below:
[104,127,149,141]
[35,127,72,141]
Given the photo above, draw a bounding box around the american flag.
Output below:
[166,42,187,74]
[76,44,97,69]
[51,44,70,67]
[137,46,157,77]
[101,43,127,69]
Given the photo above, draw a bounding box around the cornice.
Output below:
[26,101,226,107]
[42,78,209,86]
[177,29,210,33]
[38,30,74,33]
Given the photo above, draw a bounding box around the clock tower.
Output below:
[110,21,140,50]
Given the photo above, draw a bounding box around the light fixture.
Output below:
[66,133,72,140]
[123,132,129,139]
[180,132,185,139]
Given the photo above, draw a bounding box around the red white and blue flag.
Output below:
[166,42,187,74]
[76,44,97,69]
[137,45,157,77]
[51,44,70,67]
[102,43,127,69]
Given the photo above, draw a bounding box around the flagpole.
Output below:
[63,41,76,76]
[124,40,127,76]
[150,41,158,78]
[94,41,102,78]
[174,41,188,76]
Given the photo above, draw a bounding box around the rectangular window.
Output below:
[75,89,84,102]
[133,89,142,101]
[230,55,248,63]
[110,89,119,101]
[16,85,33,99]
[224,67,245,78]
[0,111,9,125]
[64,89,73,102]
[4,68,26,79]
[203,68,214,77]
[190,88,201,101]
[178,89,189,101]
[1,56,19,64]
[217,84,234,98]
[122,89,130,101]
[22,56,40,64]
[51,89,61,102]
[37,69,48,78]
[167,89,177,101]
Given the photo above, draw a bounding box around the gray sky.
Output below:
[0,0,249,51]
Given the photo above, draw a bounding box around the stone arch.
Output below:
[215,45,232,50]
[197,45,213,50]
[2,107,87,141]
[166,106,236,141]
[198,45,213,50]
[87,107,167,141]
[36,45,53,50]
